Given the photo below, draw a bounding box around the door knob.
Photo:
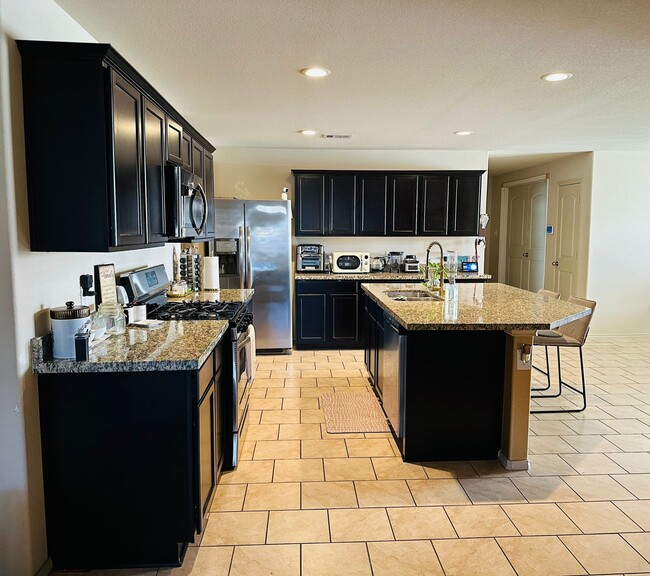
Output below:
[551,261,559,266]
[522,252,529,257]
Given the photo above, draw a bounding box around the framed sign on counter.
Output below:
[94,263,117,306]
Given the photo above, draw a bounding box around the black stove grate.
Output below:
[148,300,244,321]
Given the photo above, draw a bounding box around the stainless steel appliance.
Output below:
[386,251,404,273]
[332,252,370,273]
[403,255,420,273]
[165,166,208,239]
[297,244,324,272]
[212,200,292,353]
[383,313,406,438]
[371,256,386,272]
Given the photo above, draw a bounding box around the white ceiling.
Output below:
[53,0,650,174]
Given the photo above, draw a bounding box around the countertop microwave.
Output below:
[332,252,370,274]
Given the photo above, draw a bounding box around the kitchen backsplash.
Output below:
[294,236,486,272]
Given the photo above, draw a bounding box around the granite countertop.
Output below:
[295,272,491,281]
[361,282,591,331]
[31,288,255,374]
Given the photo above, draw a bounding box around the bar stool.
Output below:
[532,289,561,392]
[530,296,597,414]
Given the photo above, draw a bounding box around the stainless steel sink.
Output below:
[384,290,443,301]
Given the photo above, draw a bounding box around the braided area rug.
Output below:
[321,392,391,433]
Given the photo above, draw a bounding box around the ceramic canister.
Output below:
[51,301,91,359]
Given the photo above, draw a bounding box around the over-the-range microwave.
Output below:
[332,252,370,274]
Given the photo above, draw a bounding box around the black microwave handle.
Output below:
[189,183,208,234]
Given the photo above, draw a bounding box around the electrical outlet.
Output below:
[517,345,532,371]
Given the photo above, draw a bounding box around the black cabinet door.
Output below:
[419,174,450,236]
[327,174,356,235]
[388,175,418,235]
[329,293,359,342]
[295,174,326,235]
[143,99,168,244]
[449,173,481,236]
[203,150,215,239]
[192,140,204,179]
[111,71,146,247]
[198,380,216,530]
[166,116,183,165]
[296,294,327,343]
[181,132,192,170]
[357,174,388,235]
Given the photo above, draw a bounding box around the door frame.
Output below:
[498,175,548,283]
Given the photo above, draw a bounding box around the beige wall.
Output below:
[487,153,593,298]
[588,152,650,335]
[214,148,490,269]
[0,2,175,574]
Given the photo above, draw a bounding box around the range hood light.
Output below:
[454,130,474,136]
[299,129,318,136]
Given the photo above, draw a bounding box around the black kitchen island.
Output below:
[361,282,591,469]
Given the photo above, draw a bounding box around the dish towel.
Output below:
[248,324,256,379]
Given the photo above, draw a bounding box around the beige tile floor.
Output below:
[59,335,650,575]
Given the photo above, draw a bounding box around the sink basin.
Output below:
[384,290,443,301]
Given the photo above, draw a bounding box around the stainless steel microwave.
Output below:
[332,252,370,273]
[165,166,207,239]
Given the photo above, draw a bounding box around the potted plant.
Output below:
[421,262,447,290]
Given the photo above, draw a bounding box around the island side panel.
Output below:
[499,330,535,470]
[401,330,506,462]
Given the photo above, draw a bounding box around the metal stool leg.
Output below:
[532,346,552,392]
[531,345,587,414]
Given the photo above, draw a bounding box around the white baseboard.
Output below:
[498,450,530,471]
[34,558,52,576]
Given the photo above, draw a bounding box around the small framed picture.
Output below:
[94,264,117,305]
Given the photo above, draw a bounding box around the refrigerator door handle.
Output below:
[245,226,252,289]
[238,226,245,289]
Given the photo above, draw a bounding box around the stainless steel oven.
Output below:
[231,322,253,468]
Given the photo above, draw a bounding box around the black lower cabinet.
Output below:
[366,312,506,462]
[295,280,362,349]
[38,341,226,569]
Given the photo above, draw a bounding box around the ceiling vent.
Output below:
[320,133,353,139]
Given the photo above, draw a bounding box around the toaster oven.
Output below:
[332,252,370,274]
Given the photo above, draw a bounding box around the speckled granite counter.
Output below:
[296,272,491,281]
[31,288,255,373]
[362,282,589,331]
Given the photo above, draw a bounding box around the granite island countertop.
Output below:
[31,288,255,374]
[295,272,491,281]
[362,282,590,331]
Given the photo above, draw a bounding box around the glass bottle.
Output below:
[97,302,126,335]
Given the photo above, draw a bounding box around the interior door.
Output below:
[506,186,529,289]
[553,181,582,299]
[505,181,547,291]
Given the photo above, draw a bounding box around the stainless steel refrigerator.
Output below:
[212,199,292,353]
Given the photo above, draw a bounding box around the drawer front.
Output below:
[296,280,358,294]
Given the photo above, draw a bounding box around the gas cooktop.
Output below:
[148,300,244,321]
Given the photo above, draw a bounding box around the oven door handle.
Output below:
[237,333,252,353]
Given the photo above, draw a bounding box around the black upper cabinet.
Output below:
[293,170,483,238]
[388,175,418,235]
[17,40,215,252]
[449,173,482,236]
[419,174,450,236]
[327,174,356,235]
[357,174,387,235]
[192,140,204,179]
[111,72,146,247]
[143,98,168,244]
[295,174,326,235]
[166,116,183,165]
[181,132,192,170]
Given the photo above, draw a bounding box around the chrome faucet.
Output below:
[425,241,445,297]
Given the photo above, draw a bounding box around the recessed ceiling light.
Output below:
[301,67,331,78]
[454,131,474,136]
[541,72,573,82]
[299,129,318,136]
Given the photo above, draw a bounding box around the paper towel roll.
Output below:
[203,256,220,291]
